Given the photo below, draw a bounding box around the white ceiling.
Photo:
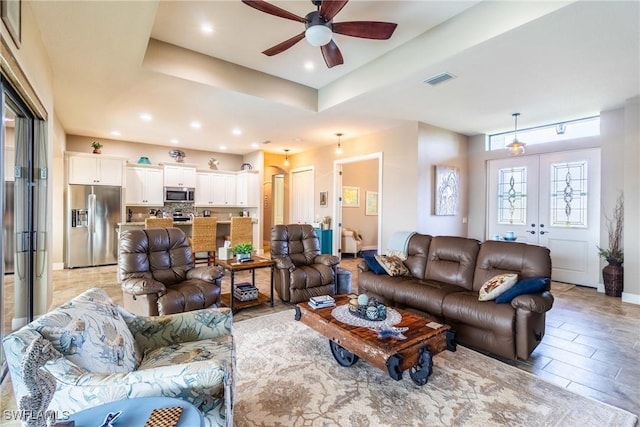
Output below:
[29,1,639,155]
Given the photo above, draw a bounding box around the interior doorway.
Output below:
[334,153,383,258]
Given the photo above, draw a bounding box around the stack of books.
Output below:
[308,295,336,309]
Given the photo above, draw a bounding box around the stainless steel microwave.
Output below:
[164,187,195,203]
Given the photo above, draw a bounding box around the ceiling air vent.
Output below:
[424,72,456,86]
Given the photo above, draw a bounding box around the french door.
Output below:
[488,148,601,286]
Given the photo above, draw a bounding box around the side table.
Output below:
[217,256,274,312]
[65,396,204,426]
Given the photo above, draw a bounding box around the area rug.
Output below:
[233,310,637,427]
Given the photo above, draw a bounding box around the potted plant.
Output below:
[597,193,623,296]
[233,242,253,262]
[91,141,103,154]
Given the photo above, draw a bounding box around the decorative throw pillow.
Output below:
[375,254,410,277]
[33,288,139,373]
[478,273,518,301]
[363,254,387,275]
[385,249,408,261]
[495,277,550,304]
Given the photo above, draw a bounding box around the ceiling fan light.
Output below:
[305,25,332,47]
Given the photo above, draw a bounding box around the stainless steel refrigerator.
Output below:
[66,185,122,268]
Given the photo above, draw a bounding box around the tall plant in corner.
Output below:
[597,193,624,265]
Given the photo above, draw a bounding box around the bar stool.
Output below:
[224,217,253,247]
[144,217,174,228]
[190,217,217,265]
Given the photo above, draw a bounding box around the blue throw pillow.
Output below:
[363,254,387,275]
[495,277,550,304]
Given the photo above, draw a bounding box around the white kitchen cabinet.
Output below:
[67,154,124,186]
[163,165,196,188]
[195,172,215,206]
[212,172,236,206]
[196,172,236,206]
[125,166,164,206]
[236,171,259,207]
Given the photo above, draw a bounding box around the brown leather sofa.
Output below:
[271,224,340,303]
[358,234,553,360]
[118,227,224,316]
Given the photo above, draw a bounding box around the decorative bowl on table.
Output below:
[502,235,517,242]
[348,294,387,321]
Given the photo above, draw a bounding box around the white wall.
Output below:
[623,97,639,303]
[290,123,420,250]
[417,122,469,236]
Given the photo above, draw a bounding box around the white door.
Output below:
[488,148,601,286]
[290,167,314,224]
[273,174,284,225]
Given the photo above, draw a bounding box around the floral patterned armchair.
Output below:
[2,288,234,427]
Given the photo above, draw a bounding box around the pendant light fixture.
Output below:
[335,132,344,155]
[506,113,526,156]
[283,149,290,167]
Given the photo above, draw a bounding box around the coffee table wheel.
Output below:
[409,347,433,386]
[329,340,359,367]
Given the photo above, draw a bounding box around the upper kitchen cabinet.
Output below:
[236,170,259,207]
[163,164,196,188]
[125,166,164,206]
[67,152,124,186]
[195,171,237,207]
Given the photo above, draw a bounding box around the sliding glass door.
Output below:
[1,75,48,378]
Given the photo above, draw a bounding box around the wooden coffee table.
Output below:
[295,295,456,385]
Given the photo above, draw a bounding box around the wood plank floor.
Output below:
[2,257,639,419]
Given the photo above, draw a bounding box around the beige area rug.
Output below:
[551,281,577,292]
[233,310,637,427]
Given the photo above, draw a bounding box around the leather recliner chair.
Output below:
[118,227,224,316]
[271,224,340,303]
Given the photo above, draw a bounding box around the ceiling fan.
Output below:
[241,0,398,68]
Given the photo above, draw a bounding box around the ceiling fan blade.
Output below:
[241,0,306,23]
[321,40,344,68]
[262,32,305,56]
[332,21,398,39]
[320,0,349,21]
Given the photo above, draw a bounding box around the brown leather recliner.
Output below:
[118,227,224,316]
[271,224,340,303]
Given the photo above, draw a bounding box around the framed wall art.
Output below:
[342,186,360,208]
[319,191,327,206]
[1,0,21,48]
[435,165,459,216]
[365,191,378,215]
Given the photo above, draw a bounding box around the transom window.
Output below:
[488,116,600,151]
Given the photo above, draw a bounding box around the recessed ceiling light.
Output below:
[110,130,121,137]
[232,127,242,136]
[140,113,152,122]
[251,143,259,149]
[304,61,314,71]
[219,145,227,150]
[201,23,214,34]
[190,121,202,129]
[170,138,179,144]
